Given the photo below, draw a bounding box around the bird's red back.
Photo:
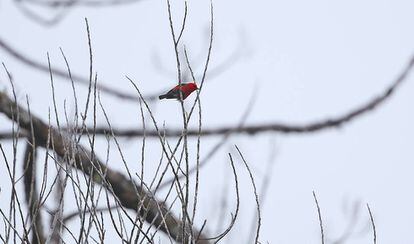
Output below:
[173,83,198,99]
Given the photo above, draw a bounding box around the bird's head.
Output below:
[188,82,198,91]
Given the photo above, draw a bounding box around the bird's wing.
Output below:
[166,87,181,97]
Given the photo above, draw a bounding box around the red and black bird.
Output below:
[159,82,198,100]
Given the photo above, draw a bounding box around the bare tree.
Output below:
[0,0,409,243]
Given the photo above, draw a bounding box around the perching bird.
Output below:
[159,82,198,100]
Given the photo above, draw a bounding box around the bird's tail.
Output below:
[159,94,168,100]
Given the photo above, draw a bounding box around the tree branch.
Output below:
[0,90,210,243]
[0,37,138,101]
[21,0,146,8]
[2,51,411,140]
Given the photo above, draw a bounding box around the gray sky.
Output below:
[1,0,413,243]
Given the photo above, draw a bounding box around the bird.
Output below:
[159,82,198,100]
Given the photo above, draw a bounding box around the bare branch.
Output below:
[235,146,261,244]
[176,1,188,45]
[366,203,377,244]
[1,49,408,142]
[0,37,137,101]
[13,1,69,27]
[21,0,146,8]
[200,153,240,242]
[312,191,325,244]
[16,49,409,138]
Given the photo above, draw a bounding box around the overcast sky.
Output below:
[1,0,414,243]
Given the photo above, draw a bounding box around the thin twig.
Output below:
[200,153,240,242]
[22,141,46,244]
[366,203,376,244]
[313,191,325,244]
[235,146,261,244]
[176,2,188,45]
